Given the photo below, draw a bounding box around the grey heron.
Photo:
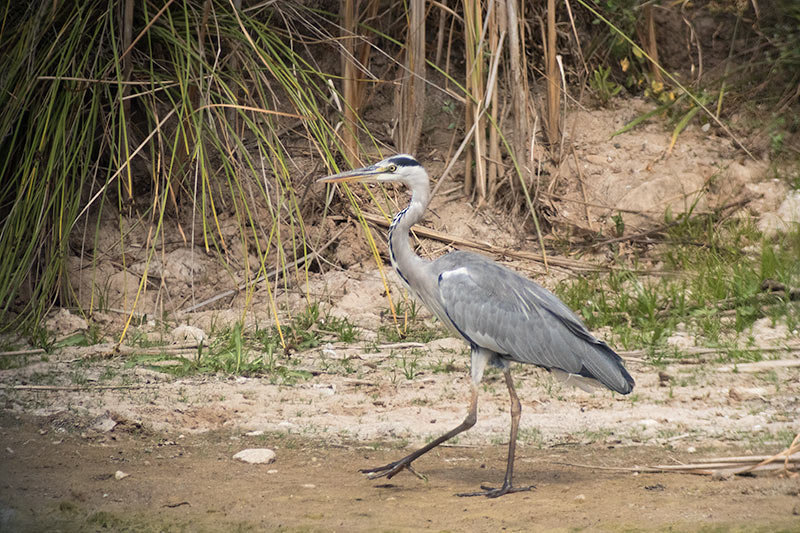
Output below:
[319,154,634,498]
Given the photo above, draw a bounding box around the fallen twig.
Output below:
[116,342,203,356]
[0,348,46,357]
[349,212,636,274]
[719,359,800,373]
[378,342,427,350]
[557,441,800,478]
[4,384,153,392]
[761,279,800,300]
[618,344,800,363]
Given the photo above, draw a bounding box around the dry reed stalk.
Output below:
[463,0,487,203]
[545,0,560,149]
[120,0,135,201]
[641,4,663,84]
[340,0,360,163]
[506,0,528,167]
[356,0,379,110]
[435,1,447,65]
[395,0,426,153]
[487,0,501,201]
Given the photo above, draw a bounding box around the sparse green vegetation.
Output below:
[556,217,800,362]
[378,301,448,344]
[398,351,422,380]
[124,303,360,382]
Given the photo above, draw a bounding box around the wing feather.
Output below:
[434,251,633,394]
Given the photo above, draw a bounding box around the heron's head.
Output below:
[318,154,429,191]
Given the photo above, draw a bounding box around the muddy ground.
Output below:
[2,411,799,532]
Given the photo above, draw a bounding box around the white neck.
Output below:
[387,180,430,291]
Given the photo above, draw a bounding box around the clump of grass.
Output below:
[0,2,356,341]
[556,216,800,361]
[378,300,448,344]
[129,302,357,382]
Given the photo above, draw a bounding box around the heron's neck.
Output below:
[388,183,430,289]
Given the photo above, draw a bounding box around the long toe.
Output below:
[360,460,413,480]
[359,464,396,479]
[457,483,535,498]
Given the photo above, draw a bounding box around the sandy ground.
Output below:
[1,292,799,530]
[3,98,800,530]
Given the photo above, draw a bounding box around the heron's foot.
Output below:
[360,460,427,481]
[457,483,534,498]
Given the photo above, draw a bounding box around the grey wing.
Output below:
[434,252,634,394]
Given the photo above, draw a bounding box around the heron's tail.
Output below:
[577,340,635,395]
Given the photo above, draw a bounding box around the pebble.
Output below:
[91,416,117,433]
[114,470,129,480]
[301,484,316,489]
[171,324,206,343]
[711,470,733,481]
[233,448,276,464]
[574,494,586,502]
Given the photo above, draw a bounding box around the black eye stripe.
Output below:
[387,155,419,168]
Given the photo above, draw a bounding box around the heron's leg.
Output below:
[360,385,478,480]
[361,347,492,480]
[458,368,534,498]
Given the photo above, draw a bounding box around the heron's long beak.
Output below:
[317,163,388,184]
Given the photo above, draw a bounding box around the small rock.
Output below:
[302,484,316,489]
[686,446,696,453]
[114,470,129,480]
[171,324,206,343]
[758,190,800,237]
[91,415,117,433]
[46,308,89,335]
[322,344,337,358]
[245,430,264,437]
[233,448,276,465]
[729,387,768,402]
[312,383,335,396]
[574,494,586,502]
[267,469,278,475]
[711,470,733,481]
[5,448,13,455]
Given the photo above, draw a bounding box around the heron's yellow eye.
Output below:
[387,164,397,172]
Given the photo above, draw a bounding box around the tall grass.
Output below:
[2,0,798,344]
[0,1,352,338]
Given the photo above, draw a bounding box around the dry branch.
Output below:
[350,212,627,273]
[557,448,800,477]
[0,348,46,358]
[395,0,426,154]
[5,384,152,392]
[618,344,800,363]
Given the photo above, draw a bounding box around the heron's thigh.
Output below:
[470,348,496,384]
